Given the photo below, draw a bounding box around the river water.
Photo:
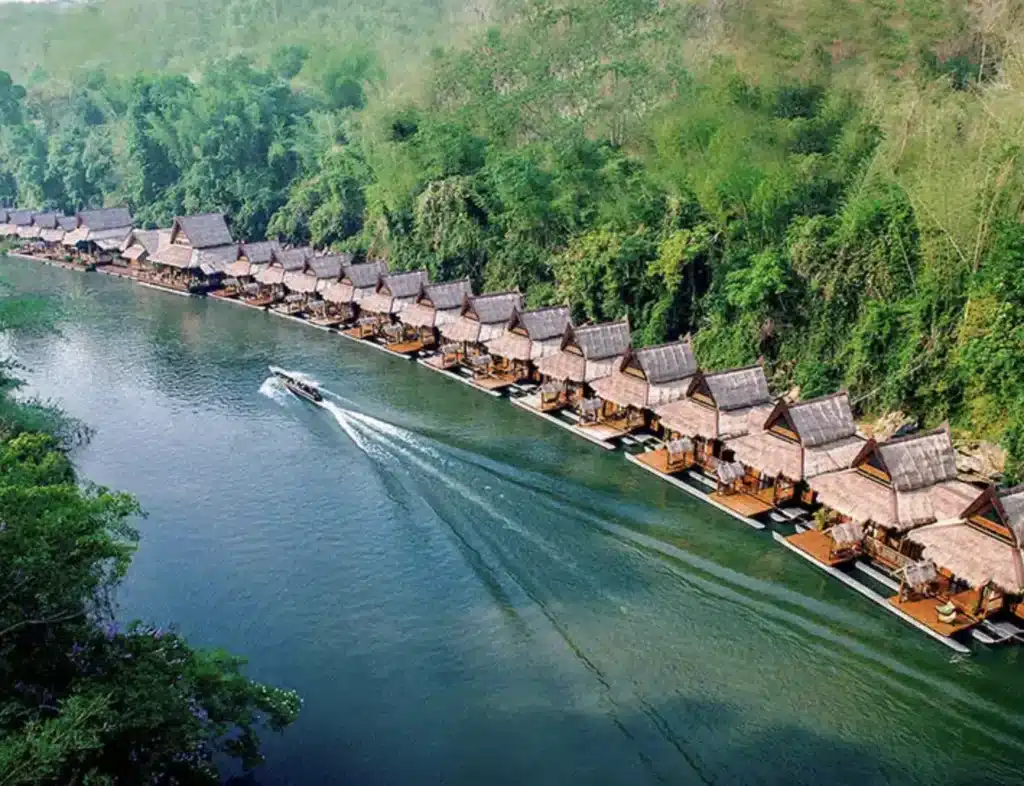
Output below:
[2,255,1023,785]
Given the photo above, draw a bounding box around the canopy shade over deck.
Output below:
[151,243,197,269]
[590,340,697,409]
[283,271,318,293]
[535,320,631,383]
[909,521,1024,593]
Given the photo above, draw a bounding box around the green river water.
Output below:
[2,255,1023,785]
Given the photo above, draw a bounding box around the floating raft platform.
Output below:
[417,356,504,395]
[336,329,417,359]
[625,451,765,529]
[772,531,971,654]
[511,394,619,449]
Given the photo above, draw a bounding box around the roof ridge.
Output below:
[704,363,764,378]
[877,426,950,447]
[472,290,520,300]
[521,304,570,314]
[576,319,629,333]
[788,390,849,409]
[634,338,692,352]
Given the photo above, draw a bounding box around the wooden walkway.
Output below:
[418,357,504,395]
[511,395,618,449]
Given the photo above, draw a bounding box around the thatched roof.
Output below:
[57,216,78,231]
[9,210,33,226]
[632,340,697,384]
[78,207,132,232]
[121,229,161,255]
[283,271,317,293]
[359,291,394,315]
[466,291,523,325]
[997,485,1024,543]
[866,428,959,492]
[151,243,196,270]
[785,392,856,447]
[421,279,473,310]
[696,366,772,411]
[40,228,65,243]
[803,436,865,477]
[810,468,977,531]
[589,372,650,409]
[307,254,345,280]
[535,351,586,382]
[174,213,232,249]
[656,398,719,439]
[256,267,285,285]
[517,306,571,340]
[382,270,429,299]
[31,212,58,230]
[570,320,631,360]
[487,331,533,361]
[343,260,388,289]
[909,521,1024,593]
[196,244,240,275]
[727,431,803,480]
[400,303,437,328]
[241,241,280,264]
[271,247,310,272]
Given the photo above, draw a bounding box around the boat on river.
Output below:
[270,367,323,404]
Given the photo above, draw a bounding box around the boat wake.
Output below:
[258,375,289,404]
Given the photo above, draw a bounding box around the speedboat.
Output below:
[270,368,323,404]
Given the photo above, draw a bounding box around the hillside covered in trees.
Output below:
[0,0,1022,478]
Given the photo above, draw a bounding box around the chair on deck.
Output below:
[439,343,461,368]
[381,323,404,345]
[825,521,864,562]
[579,397,602,425]
[540,380,564,410]
[665,437,693,472]
[355,316,377,338]
[468,353,492,378]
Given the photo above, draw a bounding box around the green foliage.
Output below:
[1,0,1023,472]
[0,303,301,782]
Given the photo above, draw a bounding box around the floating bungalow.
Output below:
[532,320,632,413]
[803,428,978,572]
[484,305,572,385]
[431,291,524,382]
[16,211,40,240]
[225,241,281,303]
[63,208,133,263]
[30,213,62,249]
[149,213,235,293]
[7,210,34,238]
[905,485,1024,633]
[120,229,167,277]
[720,392,863,517]
[326,259,389,332]
[398,279,474,351]
[278,253,346,317]
[588,339,697,436]
[253,247,310,310]
[352,270,431,350]
[646,365,775,478]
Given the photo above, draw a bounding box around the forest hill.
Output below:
[3,207,1023,654]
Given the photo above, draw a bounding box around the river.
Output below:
[2,255,1023,786]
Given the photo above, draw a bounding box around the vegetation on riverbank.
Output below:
[0,0,1022,479]
[0,291,300,783]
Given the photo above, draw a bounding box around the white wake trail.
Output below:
[258,376,289,404]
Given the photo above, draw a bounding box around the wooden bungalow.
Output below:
[16,210,40,240]
[253,247,311,309]
[398,279,474,350]
[533,320,632,413]
[30,213,63,251]
[905,485,1024,626]
[434,291,524,377]
[352,270,430,349]
[648,365,775,476]
[807,428,978,571]
[278,253,346,316]
[326,259,389,330]
[723,392,864,509]
[587,339,698,434]
[224,241,280,301]
[64,207,133,264]
[7,210,34,239]
[484,305,572,385]
[118,229,164,275]
[149,213,234,293]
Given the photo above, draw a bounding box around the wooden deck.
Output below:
[243,296,276,308]
[785,528,856,567]
[710,490,775,519]
[471,374,517,391]
[634,448,690,476]
[576,421,628,442]
[382,339,425,355]
[888,596,978,637]
[511,395,618,450]
[308,316,345,328]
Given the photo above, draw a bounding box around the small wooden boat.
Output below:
[270,367,323,404]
